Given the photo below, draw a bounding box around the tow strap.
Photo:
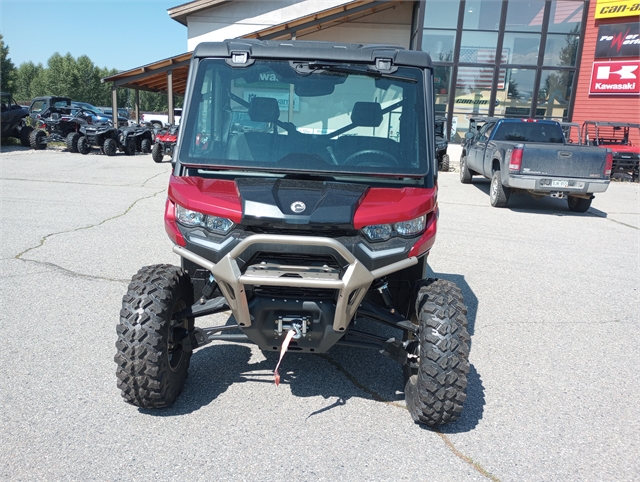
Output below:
[274,329,296,386]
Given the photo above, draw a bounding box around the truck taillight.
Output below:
[509,148,523,172]
[604,152,613,178]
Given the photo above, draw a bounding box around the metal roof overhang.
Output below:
[102,0,400,95]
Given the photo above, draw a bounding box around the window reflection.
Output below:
[549,0,583,33]
[502,32,540,65]
[460,31,500,62]
[463,0,503,30]
[505,0,546,32]
[544,32,579,66]
[494,68,536,117]
[537,70,574,119]
[424,0,460,29]
[422,31,456,61]
[434,66,452,116]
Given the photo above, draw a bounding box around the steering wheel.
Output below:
[343,149,399,166]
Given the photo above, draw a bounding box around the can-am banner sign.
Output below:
[596,22,640,58]
[595,0,640,19]
[589,60,640,95]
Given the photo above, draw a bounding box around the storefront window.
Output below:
[434,65,452,115]
[548,0,583,33]
[422,30,456,61]
[501,32,541,65]
[463,0,503,30]
[505,0,546,32]
[544,32,579,67]
[424,0,460,29]
[494,68,537,117]
[537,69,574,120]
[460,31,500,62]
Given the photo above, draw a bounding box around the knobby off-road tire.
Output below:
[152,143,164,163]
[140,138,152,153]
[490,170,510,207]
[405,279,470,427]
[20,126,34,147]
[66,132,81,153]
[29,129,47,150]
[77,136,90,155]
[460,155,472,183]
[115,264,195,408]
[567,195,592,213]
[439,154,450,172]
[103,138,117,156]
[124,138,136,156]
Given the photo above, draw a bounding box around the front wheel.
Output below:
[66,132,81,153]
[152,143,164,163]
[30,129,47,150]
[124,138,136,156]
[20,126,34,147]
[77,136,90,155]
[140,138,152,153]
[103,138,117,156]
[115,264,195,408]
[460,155,472,183]
[405,279,470,427]
[567,196,592,213]
[439,154,450,172]
[489,170,510,207]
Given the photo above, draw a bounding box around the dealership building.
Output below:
[105,0,640,143]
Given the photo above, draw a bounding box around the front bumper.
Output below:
[173,234,418,333]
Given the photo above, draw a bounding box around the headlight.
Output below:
[176,204,234,235]
[361,214,426,241]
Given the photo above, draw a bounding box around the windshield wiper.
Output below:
[292,61,417,83]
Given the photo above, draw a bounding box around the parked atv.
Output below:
[78,123,121,156]
[29,108,93,152]
[119,124,154,155]
[1,92,33,147]
[583,121,639,182]
[151,124,179,162]
[435,115,449,172]
[115,40,470,428]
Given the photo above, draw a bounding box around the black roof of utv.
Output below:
[192,39,432,69]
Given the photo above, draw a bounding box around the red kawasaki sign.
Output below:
[590,60,640,95]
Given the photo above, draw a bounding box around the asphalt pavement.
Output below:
[1,145,638,481]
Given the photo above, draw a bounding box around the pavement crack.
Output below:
[15,258,129,283]
[15,188,166,260]
[141,168,171,187]
[318,354,499,481]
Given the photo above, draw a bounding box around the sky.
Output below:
[1,0,188,72]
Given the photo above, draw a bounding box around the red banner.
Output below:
[589,60,640,95]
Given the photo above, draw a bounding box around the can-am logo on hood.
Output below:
[290,201,306,213]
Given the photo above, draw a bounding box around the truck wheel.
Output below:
[460,155,472,183]
[141,138,152,153]
[20,126,34,147]
[103,138,117,156]
[65,132,81,153]
[152,143,164,163]
[567,196,592,213]
[124,138,136,156]
[405,279,470,427]
[489,170,510,207]
[77,136,90,155]
[115,264,195,408]
[439,154,450,172]
[29,129,47,150]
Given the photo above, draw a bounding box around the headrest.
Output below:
[248,97,280,123]
[351,102,382,127]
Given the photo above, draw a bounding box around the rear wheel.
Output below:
[29,129,47,150]
[439,154,450,172]
[460,155,472,183]
[115,264,195,408]
[20,126,34,147]
[66,132,81,153]
[152,143,164,163]
[103,138,117,156]
[77,136,90,155]
[141,138,152,153]
[405,279,470,427]
[567,196,592,213]
[489,170,510,207]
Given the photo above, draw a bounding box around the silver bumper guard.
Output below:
[173,234,418,333]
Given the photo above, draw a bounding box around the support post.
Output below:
[111,85,118,126]
[167,69,174,126]
[134,89,140,124]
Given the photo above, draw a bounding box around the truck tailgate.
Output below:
[520,144,606,179]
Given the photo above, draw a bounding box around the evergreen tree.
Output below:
[0,34,17,93]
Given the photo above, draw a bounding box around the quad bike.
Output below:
[115,40,470,428]
[435,115,449,172]
[1,92,33,147]
[152,124,179,162]
[78,122,121,156]
[28,108,93,152]
[119,124,154,155]
[583,121,639,182]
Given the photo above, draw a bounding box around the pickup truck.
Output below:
[459,117,612,212]
[141,108,182,128]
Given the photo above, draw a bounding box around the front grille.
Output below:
[252,285,336,300]
[245,225,356,237]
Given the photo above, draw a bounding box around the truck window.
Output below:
[493,122,564,143]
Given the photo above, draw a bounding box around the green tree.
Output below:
[1,33,17,93]
[14,61,44,102]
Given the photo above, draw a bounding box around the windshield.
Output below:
[179,59,428,177]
